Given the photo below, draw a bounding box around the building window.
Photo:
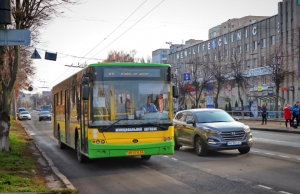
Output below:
[231,48,235,56]
[207,54,210,62]
[261,56,266,66]
[193,48,195,54]
[177,53,179,59]
[253,58,257,68]
[271,36,275,45]
[181,52,183,58]
[237,46,241,54]
[184,50,187,57]
[245,29,249,38]
[271,75,275,84]
[245,44,249,52]
[198,46,200,53]
[231,34,234,42]
[253,77,257,86]
[208,42,211,50]
[213,31,216,37]
[202,44,205,51]
[245,60,250,69]
[237,32,241,40]
[261,38,266,48]
[214,53,217,60]
[219,51,222,60]
[224,37,228,44]
[253,41,257,50]
[225,49,228,57]
[262,76,266,85]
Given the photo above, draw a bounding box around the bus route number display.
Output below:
[104,68,160,77]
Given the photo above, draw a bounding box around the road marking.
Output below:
[279,155,290,158]
[264,153,275,155]
[252,150,260,153]
[163,156,169,158]
[279,191,293,194]
[257,185,272,190]
[171,158,177,161]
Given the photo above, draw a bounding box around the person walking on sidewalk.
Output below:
[291,102,300,128]
[284,104,293,129]
[260,103,267,125]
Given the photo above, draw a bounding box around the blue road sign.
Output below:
[183,73,191,80]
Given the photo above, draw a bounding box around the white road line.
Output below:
[264,153,275,155]
[252,151,260,153]
[257,185,273,190]
[279,191,293,194]
[163,156,169,158]
[279,155,290,158]
[171,158,178,160]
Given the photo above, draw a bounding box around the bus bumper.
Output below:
[87,140,174,159]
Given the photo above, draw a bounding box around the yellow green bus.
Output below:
[52,63,178,162]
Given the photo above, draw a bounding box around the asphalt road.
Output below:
[20,110,300,194]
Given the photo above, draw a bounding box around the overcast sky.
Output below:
[31,0,280,92]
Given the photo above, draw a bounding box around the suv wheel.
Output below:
[238,147,250,154]
[195,136,208,156]
[174,137,181,150]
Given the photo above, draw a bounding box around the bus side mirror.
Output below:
[172,86,179,98]
[82,86,89,100]
[82,77,89,85]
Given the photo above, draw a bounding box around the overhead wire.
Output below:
[48,0,148,86]
[85,0,166,63]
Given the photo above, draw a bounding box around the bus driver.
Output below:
[140,96,158,113]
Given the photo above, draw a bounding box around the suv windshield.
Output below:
[195,110,235,123]
[40,111,50,115]
[21,112,29,114]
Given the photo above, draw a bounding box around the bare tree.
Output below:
[0,0,80,152]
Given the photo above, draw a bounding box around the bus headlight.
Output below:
[167,137,170,141]
[101,140,105,144]
[163,137,166,141]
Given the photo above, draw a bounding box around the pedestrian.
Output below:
[291,102,300,128]
[260,102,267,125]
[177,104,183,112]
[284,104,293,129]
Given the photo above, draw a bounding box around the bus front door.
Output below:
[80,85,89,154]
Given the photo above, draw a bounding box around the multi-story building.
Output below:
[152,49,170,64]
[167,0,300,110]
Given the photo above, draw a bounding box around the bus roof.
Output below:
[88,63,170,67]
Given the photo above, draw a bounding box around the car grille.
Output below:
[220,131,245,140]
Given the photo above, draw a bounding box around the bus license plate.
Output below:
[227,141,242,146]
[126,150,144,155]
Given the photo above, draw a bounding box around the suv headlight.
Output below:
[244,125,251,133]
[203,127,220,134]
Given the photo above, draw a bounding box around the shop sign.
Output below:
[257,86,262,91]
[289,86,294,91]
[268,87,273,91]
[254,87,258,91]
[281,87,289,91]
[261,86,269,90]
[268,92,274,96]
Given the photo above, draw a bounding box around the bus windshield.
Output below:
[90,80,171,126]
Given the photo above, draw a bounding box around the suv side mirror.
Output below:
[82,86,90,100]
[234,117,239,121]
[186,120,194,124]
[172,86,179,98]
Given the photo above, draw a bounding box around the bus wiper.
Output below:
[103,119,128,132]
[140,122,168,130]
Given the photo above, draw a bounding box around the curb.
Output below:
[251,127,300,134]
[21,124,76,191]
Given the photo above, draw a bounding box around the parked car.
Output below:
[18,111,31,120]
[38,111,51,121]
[173,109,252,156]
[17,108,26,115]
[233,106,250,116]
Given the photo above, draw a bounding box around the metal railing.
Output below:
[225,110,288,125]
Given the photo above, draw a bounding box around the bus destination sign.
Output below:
[104,68,160,78]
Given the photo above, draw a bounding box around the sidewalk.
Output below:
[241,120,300,134]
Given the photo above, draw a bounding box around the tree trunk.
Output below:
[214,83,220,108]
[275,84,280,118]
[0,112,10,151]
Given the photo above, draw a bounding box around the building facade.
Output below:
[167,0,300,110]
[152,49,170,64]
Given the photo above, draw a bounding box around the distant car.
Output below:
[17,108,26,115]
[173,109,252,156]
[39,111,51,121]
[18,111,31,120]
[36,108,41,111]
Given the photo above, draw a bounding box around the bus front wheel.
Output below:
[58,129,66,149]
[141,155,151,160]
[76,138,87,163]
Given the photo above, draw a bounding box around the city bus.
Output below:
[41,105,51,112]
[52,63,178,162]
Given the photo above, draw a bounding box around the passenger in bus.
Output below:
[140,96,158,113]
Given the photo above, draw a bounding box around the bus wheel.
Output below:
[58,129,66,149]
[76,137,87,163]
[141,155,151,160]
